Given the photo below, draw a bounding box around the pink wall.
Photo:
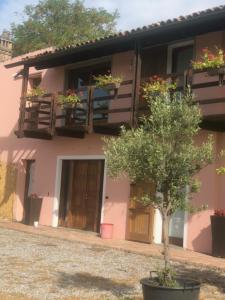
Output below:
[0,51,130,238]
[2,32,225,250]
[186,131,224,254]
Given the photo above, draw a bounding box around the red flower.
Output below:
[215,209,225,216]
[202,48,209,53]
[208,54,215,60]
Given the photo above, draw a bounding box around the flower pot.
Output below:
[140,278,200,300]
[100,223,113,239]
[211,215,225,257]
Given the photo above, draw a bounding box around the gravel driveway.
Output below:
[0,228,224,299]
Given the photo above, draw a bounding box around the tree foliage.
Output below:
[11,0,119,56]
[104,89,213,283]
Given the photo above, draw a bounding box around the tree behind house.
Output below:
[104,89,213,285]
[11,0,119,56]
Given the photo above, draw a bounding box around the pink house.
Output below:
[1,6,225,255]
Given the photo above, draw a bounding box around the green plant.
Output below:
[26,86,45,98]
[57,89,81,108]
[104,88,213,287]
[94,74,123,88]
[141,75,177,97]
[192,47,225,70]
[156,267,178,288]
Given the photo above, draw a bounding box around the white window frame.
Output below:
[167,40,194,74]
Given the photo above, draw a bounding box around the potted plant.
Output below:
[141,75,177,96]
[210,209,225,258]
[57,89,81,109]
[26,86,46,99]
[26,87,46,107]
[210,166,225,257]
[104,85,213,299]
[192,47,225,85]
[93,73,123,90]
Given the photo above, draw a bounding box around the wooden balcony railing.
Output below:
[15,93,56,139]
[15,69,225,140]
[15,80,133,139]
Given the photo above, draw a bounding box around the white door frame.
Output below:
[52,155,106,227]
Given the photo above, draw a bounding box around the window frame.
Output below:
[167,40,194,75]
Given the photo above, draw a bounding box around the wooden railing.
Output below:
[16,93,56,139]
[16,69,225,139]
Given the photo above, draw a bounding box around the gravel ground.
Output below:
[0,228,224,299]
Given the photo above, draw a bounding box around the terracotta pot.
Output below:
[100,223,113,239]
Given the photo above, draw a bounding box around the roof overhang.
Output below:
[5,7,225,70]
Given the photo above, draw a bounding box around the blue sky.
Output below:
[0,0,225,33]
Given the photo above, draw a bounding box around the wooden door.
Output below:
[65,160,104,232]
[127,181,155,243]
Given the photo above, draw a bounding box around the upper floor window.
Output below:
[168,42,194,74]
[67,62,111,89]
[29,74,42,89]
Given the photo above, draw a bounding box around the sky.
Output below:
[0,0,225,33]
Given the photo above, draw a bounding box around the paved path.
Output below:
[1,221,225,271]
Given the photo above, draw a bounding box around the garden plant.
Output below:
[104,80,214,298]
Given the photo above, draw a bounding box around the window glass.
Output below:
[172,45,193,74]
[29,76,41,88]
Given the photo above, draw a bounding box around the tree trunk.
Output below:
[162,213,170,269]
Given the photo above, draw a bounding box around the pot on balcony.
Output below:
[211,214,225,257]
[140,277,200,300]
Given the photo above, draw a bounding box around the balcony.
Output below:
[190,68,225,131]
[15,69,225,140]
[15,80,133,140]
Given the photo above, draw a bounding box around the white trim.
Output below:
[52,155,106,228]
[52,158,62,227]
[183,186,190,249]
[167,40,194,74]
[153,209,162,244]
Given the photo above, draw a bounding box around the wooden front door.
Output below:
[127,181,155,243]
[59,159,104,232]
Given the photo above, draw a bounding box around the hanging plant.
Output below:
[93,74,123,89]
[57,89,81,109]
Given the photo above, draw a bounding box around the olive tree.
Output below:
[103,89,213,284]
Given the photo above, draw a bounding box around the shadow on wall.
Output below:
[0,122,36,221]
[191,223,212,254]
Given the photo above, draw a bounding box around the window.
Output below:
[29,75,41,89]
[67,62,111,89]
[172,45,193,74]
[167,42,193,89]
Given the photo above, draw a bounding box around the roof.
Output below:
[5,5,225,69]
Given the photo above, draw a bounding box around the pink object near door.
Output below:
[100,223,113,239]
